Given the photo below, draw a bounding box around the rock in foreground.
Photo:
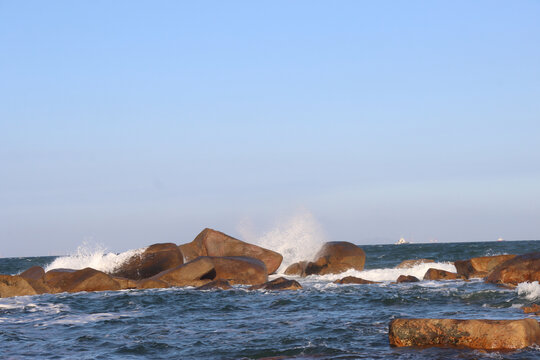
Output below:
[249,277,302,291]
[396,275,420,283]
[334,276,379,285]
[179,228,283,274]
[486,252,540,285]
[454,255,516,279]
[423,268,457,281]
[389,318,540,350]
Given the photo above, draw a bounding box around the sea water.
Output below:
[1,240,539,359]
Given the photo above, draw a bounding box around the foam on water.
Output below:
[238,211,326,272]
[44,243,146,273]
[304,261,457,283]
[516,281,540,301]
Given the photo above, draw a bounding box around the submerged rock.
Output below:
[389,318,540,350]
[179,228,283,274]
[249,277,302,291]
[334,276,379,284]
[396,275,420,283]
[423,268,457,281]
[486,252,540,285]
[196,279,232,290]
[110,243,184,280]
[396,259,434,269]
[454,254,516,279]
[522,304,540,315]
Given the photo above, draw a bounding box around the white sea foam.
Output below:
[304,262,457,283]
[516,281,540,301]
[44,242,146,273]
[238,211,326,272]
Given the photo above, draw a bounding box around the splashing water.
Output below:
[516,281,540,301]
[43,243,146,273]
[238,211,326,273]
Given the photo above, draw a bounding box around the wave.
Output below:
[43,243,145,273]
[516,281,540,301]
[302,262,457,283]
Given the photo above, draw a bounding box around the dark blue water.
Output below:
[1,241,539,359]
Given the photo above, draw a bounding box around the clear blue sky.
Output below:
[1,1,539,256]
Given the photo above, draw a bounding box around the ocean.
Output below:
[1,240,539,359]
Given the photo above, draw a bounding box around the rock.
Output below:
[284,261,309,276]
[179,228,283,274]
[306,242,366,276]
[196,279,232,290]
[249,277,302,291]
[522,304,540,315]
[486,252,540,285]
[0,275,38,298]
[112,276,138,290]
[44,268,121,293]
[396,275,420,283]
[110,243,184,280]
[136,278,171,289]
[20,266,45,280]
[152,256,268,287]
[396,259,434,269]
[389,318,540,350]
[423,268,458,281]
[454,254,516,279]
[334,276,379,284]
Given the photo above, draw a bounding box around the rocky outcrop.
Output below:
[396,275,420,283]
[522,304,540,315]
[44,268,122,293]
[151,256,268,287]
[0,275,38,298]
[423,268,457,281]
[285,242,365,277]
[196,279,232,290]
[396,259,434,269]
[454,254,516,279]
[486,252,540,285]
[389,318,540,350]
[110,243,184,280]
[249,277,302,291]
[334,276,379,285]
[179,228,283,274]
[19,266,50,294]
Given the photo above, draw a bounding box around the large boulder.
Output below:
[454,254,516,279]
[423,268,457,281]
[0,275,38,298]
[44,268,121,293]
[389,318,540,350]
[285,242,366,277]
[486,252,540,285]
[152,256,268,287]
[110,243,184,280]
[396,259,434,269]
[19,266,51,294]
[179,228,282,274]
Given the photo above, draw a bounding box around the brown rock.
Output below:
[284,261,309,276]
[396,275,420,283]
[396,259,434,269]
[136,278,171,289]
[196,279,232,290]
[304,242,366,276]
[334,276,379,284]
[423,268,458,281]
[486,252,540,285]
[153,257,216,287]
[44,268,121,293]
[389,318,540,350]
[20,266,45,280]
[110,243,184,280]
[522,304,540,315]
[0,275,38,298]
[249,277,302,291]
[179,228,283,274]
[455,254,517,279]
[112,276,138,290]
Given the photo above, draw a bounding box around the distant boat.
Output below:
[497,237,504,242]
[395,237,410,245]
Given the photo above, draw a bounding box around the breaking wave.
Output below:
[43,243,145,273]
[516,281,540,301]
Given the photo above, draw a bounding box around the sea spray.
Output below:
[516,281,540,301]
[43,242,145,273]
[237,211,326,272]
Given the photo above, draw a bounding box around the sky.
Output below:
[1,1,539,257]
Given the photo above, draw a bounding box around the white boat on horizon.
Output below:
[395,237,410,245]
